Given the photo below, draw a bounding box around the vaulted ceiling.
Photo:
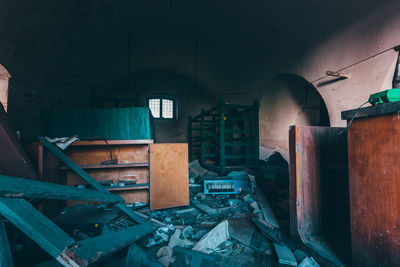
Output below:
[1,0,396,93]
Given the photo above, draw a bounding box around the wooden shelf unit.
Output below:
[26,140,190,211]
[62,140,153,204]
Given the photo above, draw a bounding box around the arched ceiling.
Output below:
[0,0,397,94]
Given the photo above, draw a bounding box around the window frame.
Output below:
[146,96,177,120]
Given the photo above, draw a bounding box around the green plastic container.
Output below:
[368,88,400,105]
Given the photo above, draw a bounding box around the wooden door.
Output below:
[150,144,189,210]
[289,126,350,266]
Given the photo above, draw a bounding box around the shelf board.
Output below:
[60,162,149,170]
[107,184,150,191]
[69,140,154,146]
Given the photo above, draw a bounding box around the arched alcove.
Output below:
[259,74,329,160]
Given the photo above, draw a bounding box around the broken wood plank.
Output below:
[254,187,279,229]
[191,199,218,215]
[0,197,84,267]
[273,242,297,266]
[0,174,122,203]
[0,221,13,267]
[40,137,144,224]
[72,222,154,264]
[133,211,166,227]
[252,217,281,243]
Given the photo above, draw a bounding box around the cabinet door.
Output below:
[150,144,189,210]
[289,125,350,266]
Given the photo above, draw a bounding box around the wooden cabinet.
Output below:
[63,140,152,205]
[342,103,400,267]
[26,140,189,211]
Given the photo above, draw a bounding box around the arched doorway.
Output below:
[259,73,329,160]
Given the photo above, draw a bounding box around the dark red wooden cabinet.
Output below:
[347,113,400,267]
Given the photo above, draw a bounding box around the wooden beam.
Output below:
[40,138,145,224]
[0,174,122,203]
[0,198,84,267]
[72,222,154,264]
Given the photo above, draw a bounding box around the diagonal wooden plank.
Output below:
[0,175,122,203]
[0,198,84,267]
[40,137,144,224]
[72,222,155,264]
[0,221,13,267]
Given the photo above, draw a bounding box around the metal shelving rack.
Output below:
[188,99,259,175]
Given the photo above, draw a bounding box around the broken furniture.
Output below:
[61,139,153,205]
[342,101,400,266]
[0,172,154,267]
[289,126,351,266]
[38,138,189,210]
[188,99,259,175]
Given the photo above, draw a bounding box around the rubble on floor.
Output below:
[6,157,319,267]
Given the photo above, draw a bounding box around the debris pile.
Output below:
[87,159,318,267]
[3,156,319,267]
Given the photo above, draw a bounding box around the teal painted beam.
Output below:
[72,222,154,264]
[0,221,13,267]
[40,137,144,224]
[0,198,83,267]
[0,175,122,203]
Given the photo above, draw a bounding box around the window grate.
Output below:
[148,99,160,118]
[147,97,176,119]
[162,99,173,119]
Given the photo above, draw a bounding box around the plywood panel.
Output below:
[150,144,189,210]
[347,113,400,266]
